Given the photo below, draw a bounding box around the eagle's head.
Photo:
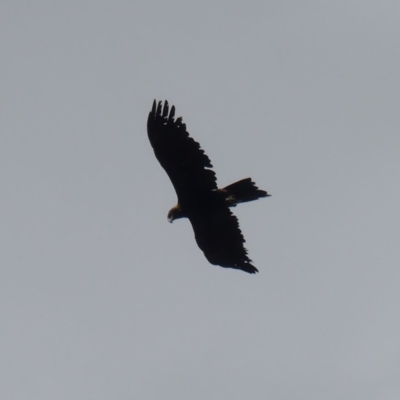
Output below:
[167,204,184,223]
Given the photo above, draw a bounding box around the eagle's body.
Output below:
[147,100,269,274]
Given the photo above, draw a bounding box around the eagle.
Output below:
[147,100,270,274]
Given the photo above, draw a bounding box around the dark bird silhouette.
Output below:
[147,100,270,273]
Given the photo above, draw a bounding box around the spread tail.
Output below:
[221,178,270,205]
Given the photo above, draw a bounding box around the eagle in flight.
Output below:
[147,100,270,274]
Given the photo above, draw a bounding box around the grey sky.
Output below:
[1,1,400,399]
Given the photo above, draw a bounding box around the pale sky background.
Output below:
[1,1,400,399]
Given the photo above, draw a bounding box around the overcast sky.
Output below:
[1,1,400,399]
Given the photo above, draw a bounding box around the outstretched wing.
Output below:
[147,100,218,203]
[189,207,258,274]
